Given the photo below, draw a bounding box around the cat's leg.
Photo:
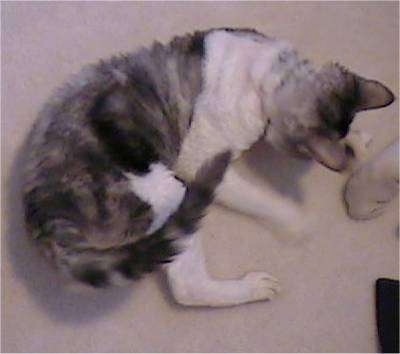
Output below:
[165,233,280,307]
[344,140,399,220]
[215,166,308,235]
[214,129,372,231]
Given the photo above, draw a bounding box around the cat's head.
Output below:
[265,63,395,171]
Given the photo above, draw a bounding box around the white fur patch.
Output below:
[176,30,293,179]
[125,163,186,234]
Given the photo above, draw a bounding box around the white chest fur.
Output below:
[125,163,186,234]
[175,30,291,179]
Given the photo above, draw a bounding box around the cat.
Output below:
[23,27,395,307]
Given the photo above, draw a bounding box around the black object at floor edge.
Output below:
[376,278,399,353]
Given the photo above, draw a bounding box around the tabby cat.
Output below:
[23,28,394,307]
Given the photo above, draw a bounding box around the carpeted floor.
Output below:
[2,2,398,352]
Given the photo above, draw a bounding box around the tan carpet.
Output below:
[2,2,398,352]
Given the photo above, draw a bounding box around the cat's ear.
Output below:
[355,77,395,111]
[319,63,395,112]
[306,135,353,172]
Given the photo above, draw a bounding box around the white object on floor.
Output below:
[344,139,399,220]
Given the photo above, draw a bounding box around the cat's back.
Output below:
[24,29,211,167]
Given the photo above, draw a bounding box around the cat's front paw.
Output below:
[272,209,313,243]
[344,130,373,171]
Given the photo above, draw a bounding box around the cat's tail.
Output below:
[66,151,231,288]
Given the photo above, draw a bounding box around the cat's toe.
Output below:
[242,272,281,301]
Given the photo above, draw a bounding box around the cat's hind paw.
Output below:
[242,272,281,301]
